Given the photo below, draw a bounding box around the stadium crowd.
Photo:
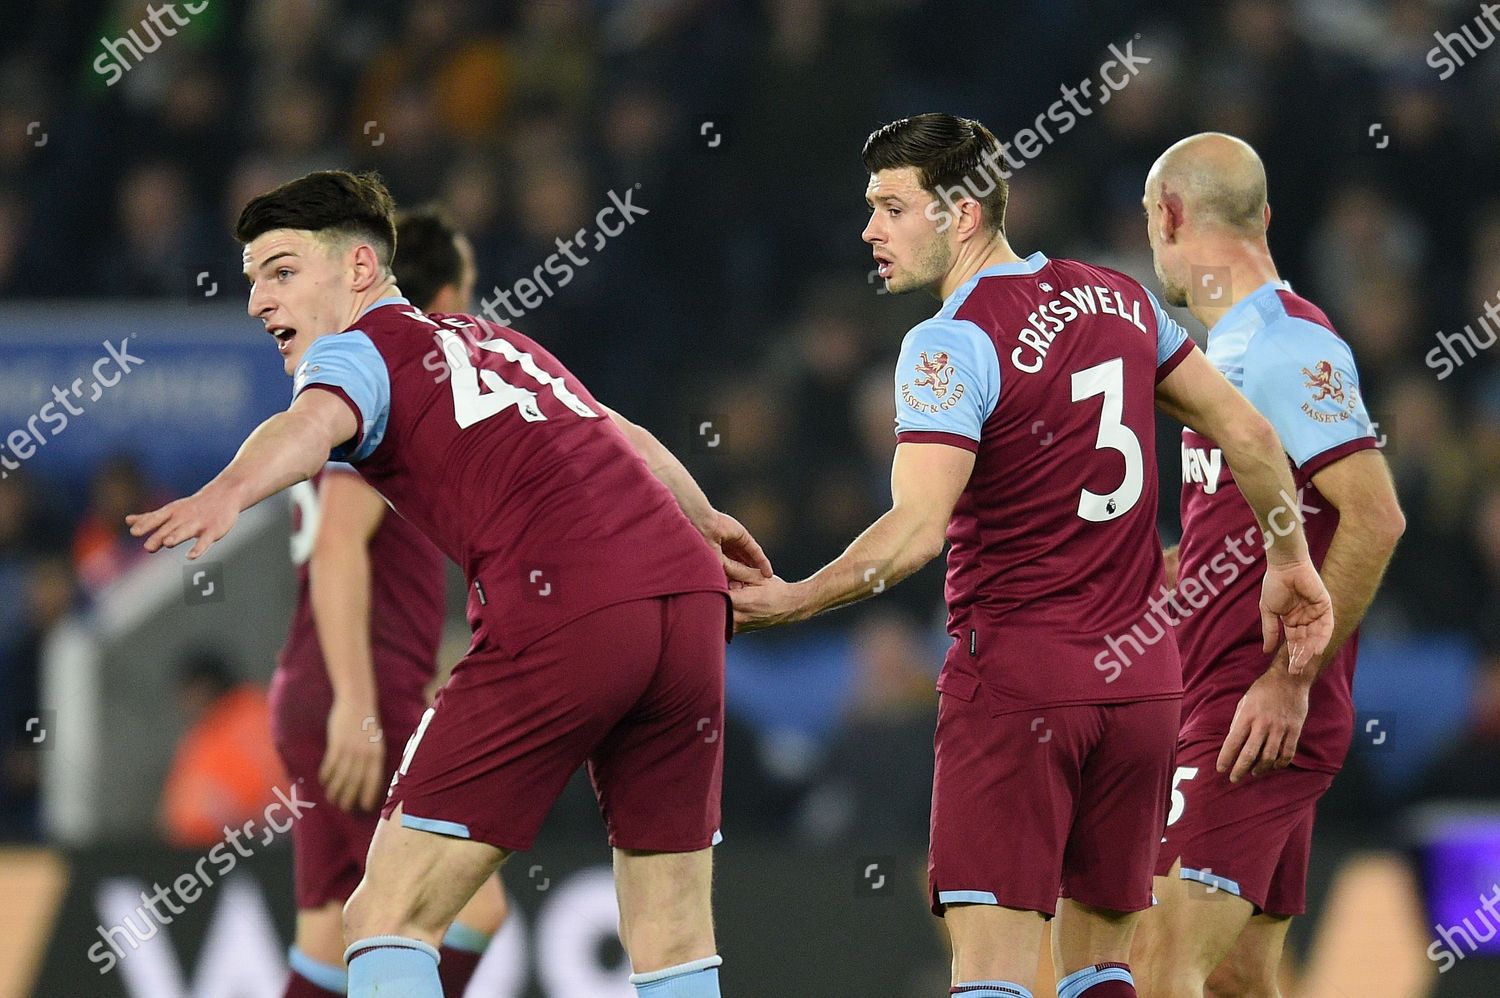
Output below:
[0,0,1496,859]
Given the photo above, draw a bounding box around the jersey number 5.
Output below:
[438,328,598,428]
[1071,357,1144,522]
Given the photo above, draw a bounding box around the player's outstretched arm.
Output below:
[310,470,390,812]
[601,404,772,583]
[731,442,972,632]
[126,390,358,560]
[1155,348,1333,669]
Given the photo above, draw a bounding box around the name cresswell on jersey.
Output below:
[1182,442,1224,494]
[1011,283,1149,373]
[902,350,968,414]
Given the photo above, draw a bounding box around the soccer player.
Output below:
[128,171,770,998]
[1130,133,1405,998]
[272,206,506,998]
[730,114,1335,998]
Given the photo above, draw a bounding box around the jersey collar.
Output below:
[1209,279,1290,339]
[940,252,1049,316]
[357,295,411,319]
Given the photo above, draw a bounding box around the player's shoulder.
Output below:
[1246,288,1354,366]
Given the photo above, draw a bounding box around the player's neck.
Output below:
[347,280,404,326]
[937,234,1025,301]
[1185,239,1280,331]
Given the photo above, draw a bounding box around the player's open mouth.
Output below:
[269,326,297,353]
[874,256,894,278]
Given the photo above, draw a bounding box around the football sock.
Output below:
[346,935,441,997]
[1057,962,1137,997]
[951,982,1033,997]
[629,955,723,996]
[284,946,346,996]
[437,921,492,995]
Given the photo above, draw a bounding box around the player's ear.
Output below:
[1263,201,1271,232]
[1158,190,1185,243]
[349,242,383,293]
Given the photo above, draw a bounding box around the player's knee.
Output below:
[1204,957,1278,998]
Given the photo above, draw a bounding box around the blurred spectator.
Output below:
[94,160,217,296]
[70,456,155,597]
[159,648,285,848]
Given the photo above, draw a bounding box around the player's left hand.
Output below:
[1218,649,1310,782]
[702,509,773,585]
[730,575,804,633]
[1258,558,1333,675]
[126,483,241,560]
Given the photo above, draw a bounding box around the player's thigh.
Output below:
[345,805,509,941]
[1204,912,1291,998]
[589,591,728,853]
[943,903,1047,990]
[1062,698,1180,914]
[612,846,716,972]
[293,900,346,966]
[929,686,1091,918]
[388,610,660,852]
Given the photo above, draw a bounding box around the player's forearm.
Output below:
[208,410,334,513]
[609,412,715,532]
[791,505,945,621]
[1268,509,1401,685]
[309,540,379,706]
[1216,416,1310,567]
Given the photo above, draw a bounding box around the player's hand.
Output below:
[126,482,241,560]
[730,575,803,633]
[1162,545,1180,590]
[1258,558,1333,675]
[701,509,773,585]
[1217,651,1309,782]
[319,698,386,812]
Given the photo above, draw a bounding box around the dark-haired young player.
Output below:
[130,171,768,998]
[272,206,506,997]
[731,114,1334,998]
[1131,133,1404,998]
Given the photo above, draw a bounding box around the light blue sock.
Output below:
[288,946,347,993]
[442,921,492,953]
[1057,962,1134,998]
[345,935,441,997]
[629,955,723,996]
[951,981,1033,997]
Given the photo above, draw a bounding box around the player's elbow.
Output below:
[1223,410,1282,469]
[914,522,948,564]
[1364,495,1407,551]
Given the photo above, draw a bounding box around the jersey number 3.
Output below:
[1071,357,1143,522]
[438,328,598,428]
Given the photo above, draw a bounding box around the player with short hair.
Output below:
[730,114,1334,998]
[1131,133,1405,998]
[272,205,505,998]
[129,170,769,998]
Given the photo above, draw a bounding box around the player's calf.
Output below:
[438,873,509,996]
[1201,913,1290,998]
[614,847,722,996]
[343,809,507,998]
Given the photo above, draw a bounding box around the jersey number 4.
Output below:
[437,328,598,428]
[1071,357,1144,522]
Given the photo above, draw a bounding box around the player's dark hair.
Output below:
[394,206,466,310]
[234,170,397,269]
[862,113,1009,234]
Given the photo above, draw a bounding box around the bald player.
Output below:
[1131,134,1406,997]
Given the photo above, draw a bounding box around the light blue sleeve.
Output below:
[1241,320,1375,470]
[893,317,1000,444]
[1144,287,1192,367]
[292,331,391,463]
